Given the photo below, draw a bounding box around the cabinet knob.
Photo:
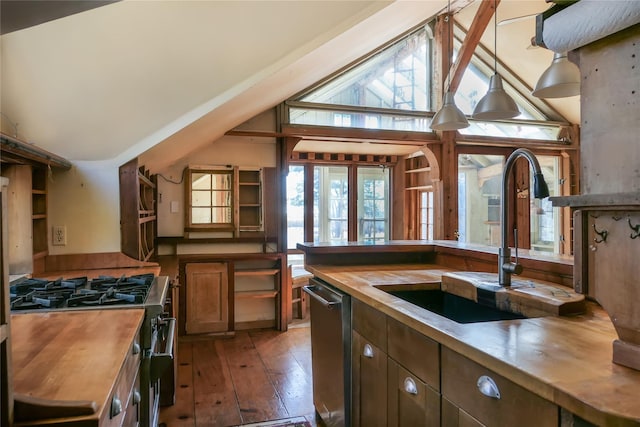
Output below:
[110,395,123,418]
[403,377,418,395]
[477,375,501,399]
[133,390,141,405]
[132,342,141,355]
[363,343,374,358]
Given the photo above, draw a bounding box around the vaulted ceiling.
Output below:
[0,1,579,172]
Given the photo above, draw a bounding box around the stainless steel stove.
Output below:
[10,273,174,427]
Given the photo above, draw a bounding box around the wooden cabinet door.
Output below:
[352,330,387,427]
[387,359,439,427]
[185,263,229,334]
[442,397,485,427]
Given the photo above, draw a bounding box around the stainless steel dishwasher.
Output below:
[304,277,351,427]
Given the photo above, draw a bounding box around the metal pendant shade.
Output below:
[471,0,519,121]
[472,73,520,120]
[430,0,469,132]
[431,92,469,131]
[532,52,580,98]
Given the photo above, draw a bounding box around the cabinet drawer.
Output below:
[441,347,557,427]
[353,299,387,352]
[387,317,439,390]
[388,358,440,427]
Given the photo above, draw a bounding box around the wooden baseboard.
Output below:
[234,319,276,331]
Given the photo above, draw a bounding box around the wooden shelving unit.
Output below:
[1,177,13,426]
[120,158,157,262]
[404,155,433,190]
[31,167,48,265]
[237,168,263,232]
[233,257,282,331]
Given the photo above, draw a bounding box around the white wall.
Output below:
[48,160,121,254]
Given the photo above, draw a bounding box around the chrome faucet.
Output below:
[499,148,550,286]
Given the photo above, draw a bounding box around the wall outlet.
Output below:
[53,225,67,246]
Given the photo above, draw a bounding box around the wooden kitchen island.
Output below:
[298,241,640,426]
[11,309,145,426]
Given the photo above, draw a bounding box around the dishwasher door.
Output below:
[304,278,351,427]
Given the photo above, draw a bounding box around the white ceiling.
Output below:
[0,0,580,172]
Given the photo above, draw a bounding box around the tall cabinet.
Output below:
[1,177,13,426]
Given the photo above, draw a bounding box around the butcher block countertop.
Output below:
[11,309,145,425]
[305,262,640,426]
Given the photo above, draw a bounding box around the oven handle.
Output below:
[150,317,176,381]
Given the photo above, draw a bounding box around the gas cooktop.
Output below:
[9,274,156,311]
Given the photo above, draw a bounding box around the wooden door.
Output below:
[387,359,439,427]
[352,330,387,427]
[185,262,229,334]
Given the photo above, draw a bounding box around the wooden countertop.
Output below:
[11,309,145,425]
[306,263,640,426]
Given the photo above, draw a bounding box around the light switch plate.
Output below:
[170,201,179,213]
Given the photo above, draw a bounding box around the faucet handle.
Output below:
[509,229,523,276]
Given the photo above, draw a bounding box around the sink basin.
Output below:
[385,289,526,323]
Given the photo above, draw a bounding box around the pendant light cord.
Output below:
[494,0,497,74]
[446,0,451,92]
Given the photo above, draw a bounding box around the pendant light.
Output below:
[472,0,519,120]
[431,1,469,131]
[532,52,580,98]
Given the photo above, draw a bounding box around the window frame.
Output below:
[185,166,235,231]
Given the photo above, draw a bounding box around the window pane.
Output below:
[192,207,211,224]
[211,207,232,224]
[314,166,348,242]
[530,156,561,253]
[192,190,211,207]
[419,191,433,240]
[287,165,305,250]
[358,167,389,242]
[457,154,505,246]
[212,173,231,189]
[212,190,231,207]
[192,173,211,190]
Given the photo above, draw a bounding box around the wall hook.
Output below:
[629,218,640,239]
[593,223,608,244]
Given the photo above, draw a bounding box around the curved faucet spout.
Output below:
[499,148,550,286]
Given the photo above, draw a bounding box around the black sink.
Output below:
[387,289,526,323]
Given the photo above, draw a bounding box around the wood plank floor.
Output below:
[159,322,318,427]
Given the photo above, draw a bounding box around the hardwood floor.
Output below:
[159,322,318,427]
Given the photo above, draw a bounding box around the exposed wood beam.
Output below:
[281,124,439,145]
[448,0,500,94]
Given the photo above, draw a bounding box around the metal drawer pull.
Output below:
[477,375,501,399]
[403,377,418,395]
[110,395,123,418]
[363,343,374,358]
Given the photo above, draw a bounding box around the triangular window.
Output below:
[298,26,432,112]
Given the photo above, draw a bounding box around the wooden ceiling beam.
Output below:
[448,0,500,94]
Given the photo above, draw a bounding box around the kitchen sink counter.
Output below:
[11,309,145,426]
[299,242,640,426]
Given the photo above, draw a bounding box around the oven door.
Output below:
[145,316,176,427]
